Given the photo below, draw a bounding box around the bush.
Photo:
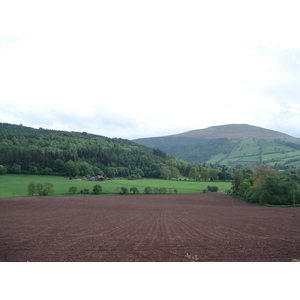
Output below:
[207,185,218,192]
[36,182,54,196]
[120,187,128,194]
[80,189,89,194]
[11,164,21,174]
[159,187,167,194]
[130,187,139,194]
[144,186,153,194]
[93,184,102,194]
[68,186,78,194]
[0,165,7,174]
[42,167,53,175]
[27,182,37,196]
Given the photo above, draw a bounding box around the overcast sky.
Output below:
[1,1,300,140]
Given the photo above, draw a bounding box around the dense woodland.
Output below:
[0,123,232,180]
[231,165,300,206]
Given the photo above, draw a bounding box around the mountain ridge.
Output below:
[133,124,300,168]
[166,124,295,140]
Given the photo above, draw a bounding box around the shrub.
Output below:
[130,187,139,194]
[144,186,153,194]
[159,187,167,194]
[207,185,218,192]
[80,189,89,194]
[27,182,37,196]
[11,164,21,174]
[42,167,53,175]
[0,165,7,174]
[36,182,54,196]
[68,186,78,194]
[93,184,102,194]
[120,187,128,194]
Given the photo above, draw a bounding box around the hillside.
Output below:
[169,124,294,139]
[134,124,300,169]
[0,123,190,178]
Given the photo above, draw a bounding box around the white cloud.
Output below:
[1,1,300,139]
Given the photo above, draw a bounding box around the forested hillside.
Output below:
[0,123,191,178]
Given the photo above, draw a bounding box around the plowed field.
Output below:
[1,194,299,261]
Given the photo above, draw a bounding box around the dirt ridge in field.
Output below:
[1,194,299,262]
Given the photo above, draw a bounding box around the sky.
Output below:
[1,0,300,140]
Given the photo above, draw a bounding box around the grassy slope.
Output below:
[0,175,232,198]
[134,125,300,168]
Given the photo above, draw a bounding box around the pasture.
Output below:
[1,193,299,262]
[0,174,231,197]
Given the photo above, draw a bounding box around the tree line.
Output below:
[231,165,300,206]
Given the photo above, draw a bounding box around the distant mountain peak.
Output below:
[168,124,294,140]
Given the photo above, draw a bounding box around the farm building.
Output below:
[89,175,105,181]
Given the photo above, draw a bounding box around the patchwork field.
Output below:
[1,193,299,262]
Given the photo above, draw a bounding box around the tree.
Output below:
[36,182,54,196]
[160,166,171,179]
[11,164,21,174]
[120,187,128,194]
[42,167,53,175]
[188,167,200,181]
[232,169,244,193]
[27,182,37,196]
[130,187,139,194]
[53,159,65,173]
[171,167,181,180]
[106,167,116,178]
[68,186,78,194]
[238,180,251,197]
[200,167,209,181]
[144,186,153,194]
[93,184,102,194]
[28,162,38,174]
[79,161,94,176]
[254,165,278,187]
[159,187,167,194]
[218,171,226,181]
[64,160,79,178]
[0,165,7,175]
[208,168,218,181]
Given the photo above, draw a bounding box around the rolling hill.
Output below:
[169,124,294,139]
[133,124,300,169]
[0,123,189,178]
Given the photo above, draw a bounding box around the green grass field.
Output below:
[0,174,232,198]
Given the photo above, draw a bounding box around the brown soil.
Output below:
[1,194,299,262]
